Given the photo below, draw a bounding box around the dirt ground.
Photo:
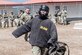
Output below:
[0,20,82,55]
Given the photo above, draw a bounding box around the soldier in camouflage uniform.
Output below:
[60,8,67,25]
[57,10,62,24]
[3,12,9,28]
[20,9,32,41]
[20,9,32,25]
[9,12,15,27]
[54,9,60,23]
[17,10,24,26]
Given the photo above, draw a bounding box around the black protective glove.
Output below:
[47,39,56,46]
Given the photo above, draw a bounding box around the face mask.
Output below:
[39,10,48,20]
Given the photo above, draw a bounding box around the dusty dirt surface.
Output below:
[0,20,82,55]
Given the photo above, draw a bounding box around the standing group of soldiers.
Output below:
[0,7,67,29]
[54,8,67,25]
[0,8,32,28]
[0,12,15,28]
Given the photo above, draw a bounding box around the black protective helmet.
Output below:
[39,5,49,20]
[39,5,49,12]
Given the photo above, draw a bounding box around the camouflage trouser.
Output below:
[32,46,48,55]
[11,20,14,27]
[0,20,1,28]
[4,18,9,28]
[0,19,5,28]
[17,20,25,27]
[57,16,61,24]
[24,33,28,41]
[55,17,59,23]
[61,16,67,25]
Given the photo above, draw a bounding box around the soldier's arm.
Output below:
[20,14,25,20]
[48,23,58,46]
[12,19,32,38]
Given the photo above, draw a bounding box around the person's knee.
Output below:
[32,46,41,55]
